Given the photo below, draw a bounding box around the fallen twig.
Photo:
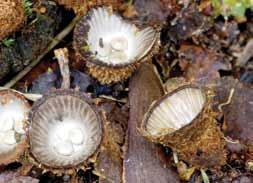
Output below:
[99,95,127,103]
[54,48,70,89]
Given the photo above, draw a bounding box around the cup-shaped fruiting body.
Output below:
[0,0,26,41]
[74,7,158,84]
[28,90,103,172]
[140,86,226,168]
[0,90,30,165]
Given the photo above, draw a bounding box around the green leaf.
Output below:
[1,38,15,47]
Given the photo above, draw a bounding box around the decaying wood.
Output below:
[96,149,123,183]
[94,101,128,183]
[123,63,180,183]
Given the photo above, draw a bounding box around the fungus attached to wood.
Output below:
[140,85,227,168]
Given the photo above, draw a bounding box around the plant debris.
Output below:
[123,63,180,183]
[179,44,232,85]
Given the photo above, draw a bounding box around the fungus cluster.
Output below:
[0,4,227,178]
[74,7,157,84]
[0,90,30,164]
[0,0,26,40]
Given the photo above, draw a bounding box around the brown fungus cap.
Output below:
[73,6,158,84]
[140,85,227,168]
[0,0,26,41]
[28,90,103,172]
[0,89,30,165]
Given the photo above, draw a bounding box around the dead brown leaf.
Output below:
[130,0,179,25]
[214,77,253,146]
[165,5,211,42]
[0,171,38,183]
[179,44,232,85]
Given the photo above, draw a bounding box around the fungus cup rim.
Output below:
[0,89,30,165]
[140,85,210,140]
[28,89,104,171]
[73,6,158,69]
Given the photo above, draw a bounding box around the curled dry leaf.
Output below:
[179,44,232,85]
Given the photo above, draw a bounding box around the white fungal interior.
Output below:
[87,7,156,65]
[50,118,88,156]
[146,88,206,136]
[0,93,29,154]
[30,95,102,167]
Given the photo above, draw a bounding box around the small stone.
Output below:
[55,141,73,156]
[0,118,14,132]
[110,37,128,51]
[69,128,84,145]
[55,125,69,141]
[3,130,16,145]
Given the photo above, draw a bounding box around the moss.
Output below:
[0,0,62,84]
[212,0,253,22]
